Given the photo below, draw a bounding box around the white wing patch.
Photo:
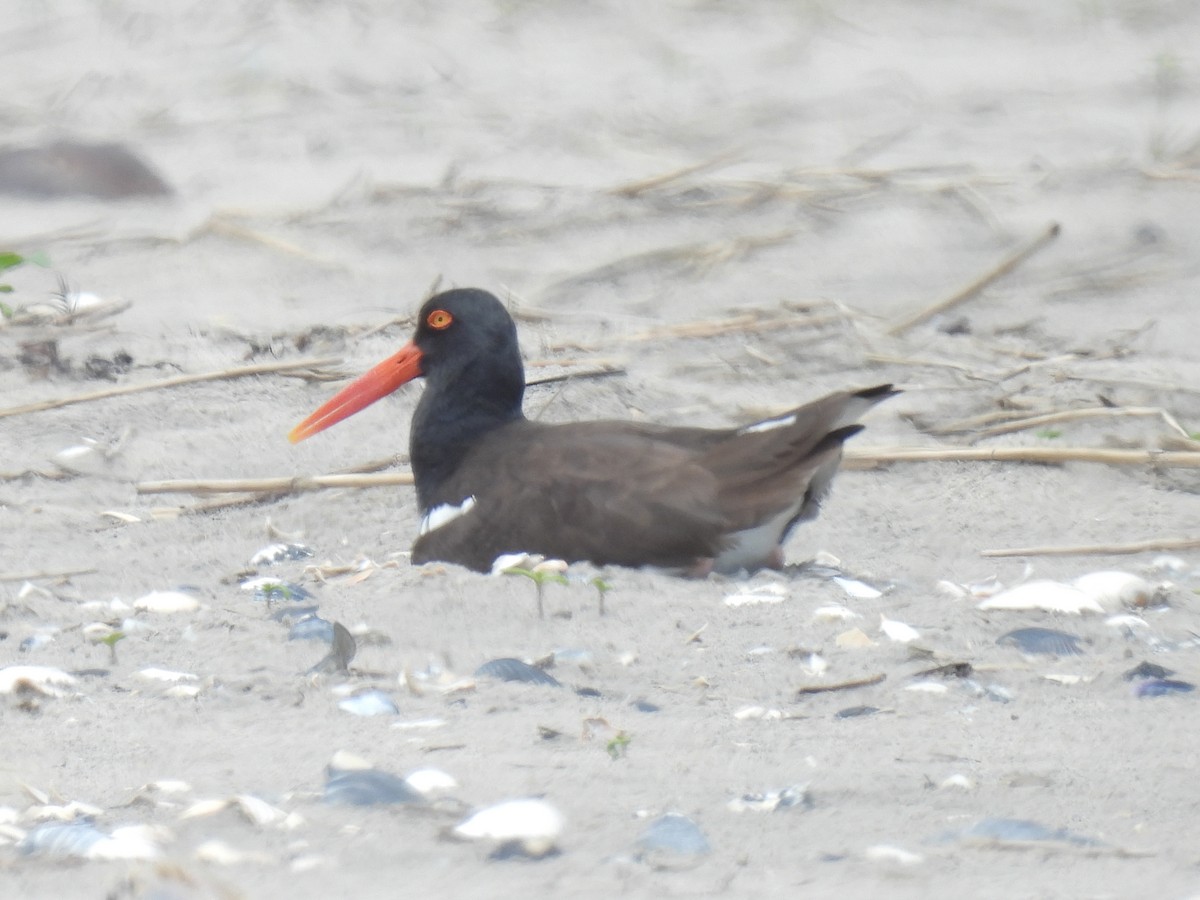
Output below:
[419,496,477,536]
[738,413,797,436]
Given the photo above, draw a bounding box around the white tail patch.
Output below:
[419,496,477,536]
[738,413,797,436]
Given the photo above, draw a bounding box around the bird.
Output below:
[290,288,895,577]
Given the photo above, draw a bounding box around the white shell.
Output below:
[133,590,200,614]
[725,584,788,607]
[1072,571,1162,611]
[879,615,920,643]
[833,576,883,600]
[812,604,860,622]
[977,580,1103,614]
[905,681,948,694]
[404,768,458,796]
[453,798,564,856]
[88,825,165,861]
[490,551,541,575]
[0,665,76,696]
[865,844,924,866]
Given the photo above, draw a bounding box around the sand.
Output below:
[2,1,1199,897]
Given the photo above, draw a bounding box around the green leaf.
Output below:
[606,732,632,760]
[0,252,24,273]
[0,300,12,318]
[1036,428,1063,440]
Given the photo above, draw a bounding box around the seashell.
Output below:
[812,604,860,623]
[26,800,104,821]
[935,580,968,600]
[635,812,710,858]
[181,795,299,829]
[133,590,200,614]
[835,627,874,649]
[733,705,783,721]
[978,580,1102,614]
[724,583,788,607]
[879,615,919,643]
[632,698,660,713]
[249,542,314,567]
[323,769,424,806]
[0,665,76,697]
[1135,678,1195,698]
[288,614,335,643]
[1042,673,1090,686]
[996,627,1084,657]
[403,768,458,797]
[19,821,163,860]
[727,784,810,813]
[799,653,828,676]
[18,632,55,653]
[490,552,542,575]
[813,550,841,567]
[309,622,356,675]
[101,510,141,524]
[474,658,561,687]
[453,798,564,858]
[1123,661,1174,681]
[1072,571,1165,610]
[940,774,974,791]
[1104,614,1149,629]
[832,576,883,600]
[865,844,924,866]
[337,689,399,717]
[905,681,948,694]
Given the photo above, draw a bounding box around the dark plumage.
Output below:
[291,288,895,575]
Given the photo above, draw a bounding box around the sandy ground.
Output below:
[2,1,1200,897]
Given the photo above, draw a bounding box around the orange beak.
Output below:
[288,341,424,443]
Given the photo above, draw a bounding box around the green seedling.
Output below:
[592,576,613,616]
[101,631,126,664]
[503,566,569,619]
[606,731,632,760]
[1036,428,1063,440]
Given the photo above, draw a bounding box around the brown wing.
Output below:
[700,385,896,531]
[412,420,733,571]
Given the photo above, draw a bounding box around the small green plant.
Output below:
[101,631,126,664]
[592,576,613,616]
[503,565,568,619]
[0,251,51,317]
[1036,428,1063,440]
[606,731,632,760]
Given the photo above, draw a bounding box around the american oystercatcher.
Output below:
[291,289,894,576]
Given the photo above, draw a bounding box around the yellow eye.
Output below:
[426,309,453,330]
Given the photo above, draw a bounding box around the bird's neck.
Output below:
[409,357,525,509]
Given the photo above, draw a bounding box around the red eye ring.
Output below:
[426,309,453,330]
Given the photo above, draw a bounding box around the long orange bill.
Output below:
[288,341,424,443]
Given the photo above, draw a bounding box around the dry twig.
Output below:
[844,446,1200,469]
[888,222,1061,336]
[0,357,342,420]
[981,537,1200,558]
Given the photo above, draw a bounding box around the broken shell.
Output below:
[1072,571,1165,610]
[474,658,561,687]
[249,542,314,567]
[727,785,810,813]
[133,590,200,614]
[812,604,860,623]
[137,668,198,683]
[865,844,924,866]
[832,576,883,600]
[1135,678,1195,698]
[835,627,875,649]
[403,768,458,797]
[324,768,424,806]
[19,821,163,860]
[337,689,399,717]
[0,665,76,697]
[978,581,1102,614]
[453,798,564,858]
[879,615,920,643]
[635,812,710,858]
[725,583,788,607]
[997,627,1084,657]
